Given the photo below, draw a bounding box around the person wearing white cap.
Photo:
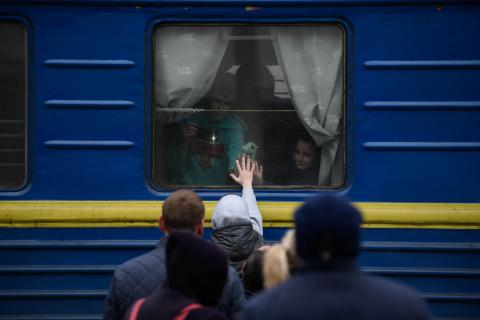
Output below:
[211,155,264,273]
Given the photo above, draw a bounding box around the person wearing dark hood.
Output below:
[240,245,270,298]
[211,155,264,273]
[125,231,228,320]
[237,194,432,320]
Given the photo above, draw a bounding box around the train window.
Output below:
[152,25,345,189]
[0,22,26,189]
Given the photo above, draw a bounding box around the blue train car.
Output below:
[0,0,479,319]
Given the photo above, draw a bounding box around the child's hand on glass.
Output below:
[230,155,255,188]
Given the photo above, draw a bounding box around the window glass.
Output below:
[152,25,345,188]
[0,22,26,189]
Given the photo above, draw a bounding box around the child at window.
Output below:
[170,73,247,185]
[285,132,320,185]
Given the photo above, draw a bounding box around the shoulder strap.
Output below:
[174,303,203,320]
[128,298,146,320]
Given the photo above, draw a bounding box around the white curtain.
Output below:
[154,26,231,122]
[272,26,344,185]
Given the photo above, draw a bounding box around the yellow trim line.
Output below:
[0,201,479,229]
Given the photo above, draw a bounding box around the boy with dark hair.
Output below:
[285,132,320,185]
[161,189,205,233]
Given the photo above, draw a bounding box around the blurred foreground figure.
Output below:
[126,231,228,320]
[237,194,432,320]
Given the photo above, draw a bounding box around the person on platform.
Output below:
[284,132,320,185]
[237,194,432,320]
[171,73,247,185]
[103,190,245,320]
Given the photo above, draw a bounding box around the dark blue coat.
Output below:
[236,262,431,320]
[125,285,226,320]
[103,237,245,320]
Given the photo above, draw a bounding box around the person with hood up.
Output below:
[211,155,264,273]
[125,231,228,320]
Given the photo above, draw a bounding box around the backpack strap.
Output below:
[174,303,203,320]
[128,298,146,320]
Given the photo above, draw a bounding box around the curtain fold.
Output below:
[272,26,344,185]
[154,27,231,123]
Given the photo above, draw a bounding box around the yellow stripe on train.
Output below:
[0,201,479,229]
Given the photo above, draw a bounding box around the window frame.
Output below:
[0,19,28,191]
[147,21,349,195]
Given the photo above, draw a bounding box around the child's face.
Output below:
[294,140,316,171]
[210,92,235,121]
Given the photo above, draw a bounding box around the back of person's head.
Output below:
[294,194,362,263]
[166,231,229,306]
[242,249,265,296]
[211,194,250,230]
[263,229,298,289]
[296,130,317,148]
[162,190,205,232]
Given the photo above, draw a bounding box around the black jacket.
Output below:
[103,237,245,320]
[211,223,264,273]
[126,286,226,320]
[237,261,432,320]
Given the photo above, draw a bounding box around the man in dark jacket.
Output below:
[237,194,432,320]
[103,190,245,320]
[125,231,228,320]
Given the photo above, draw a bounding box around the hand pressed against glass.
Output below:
[252,160,264,185]
[230,155,255,188]
[294,140,317,171]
